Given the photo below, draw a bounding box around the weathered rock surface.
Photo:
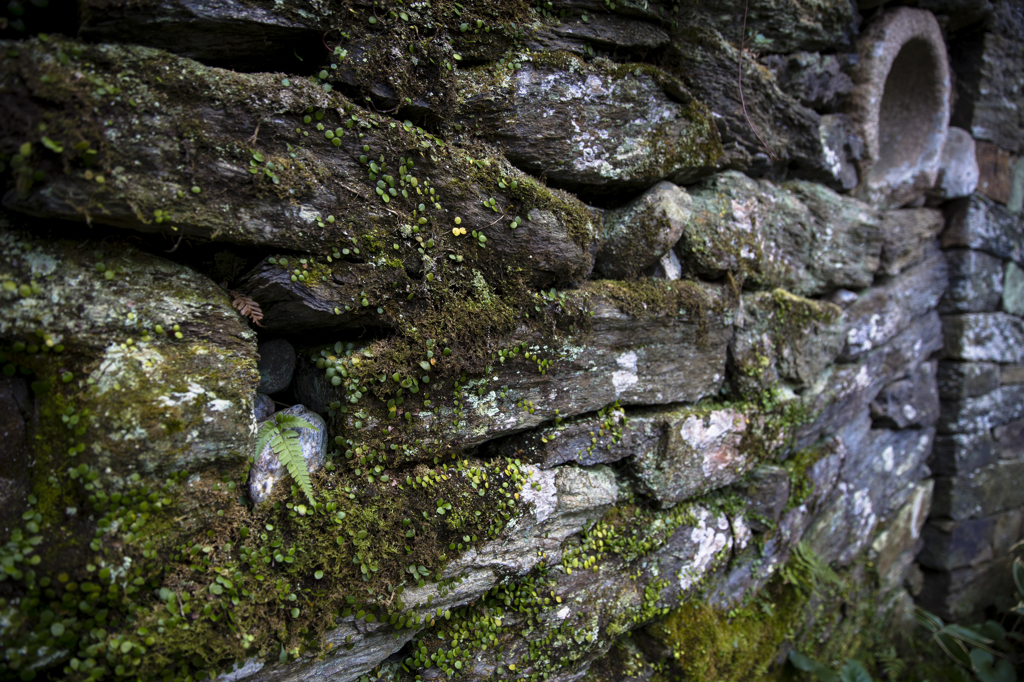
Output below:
[929,126,980,202]
[253,392,275,422]
[523,12,670,56]
[729,289,845,396]
[930,431,997,477]
[841,248,949,359]
[870,481,933,588]
[454,55,722,194]
[257,338,296,394]
[295,281,735,459]
[936,361,1000,399]
[248,405,327,505]
[679,171,882,296]
[675,0,857,55]
[595,181,691,279]
[939,249,1004,313]
[919,516,995,570]
[937,383,1024,434]
[949,1,1024,154]
[0,220,258,475]
[932,459,1024,521]
[0,38,598,285]
[870,361,940,429]
[878,208,945,277]
[942,194,1024,266]
[798,311,945,448]
[1003,261,1024,316]
[942,312,1024,363]
[761,52,855,111]
[665,29,830,178]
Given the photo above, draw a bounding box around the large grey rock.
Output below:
[595,182,692,279]
[295,281,736,461]
[918,554,1015,622]
[761,52,855,111]
[942,194,1024,267]
[919,517,995,570]
[0,39,598,286]
[870,481,933,589]
[453,55,721,193]
[679,171,882,296]
[939,249,1005,313]
[929,127,980,202]
[841,248,948,359]
[629,405,751,507]
[736,465,791,532]
[665,28,831,178]
[1003,261,1024,316]
[930,431,998,476]
[932,459,1024,521]
[675,0,856,54]
[257,339,296,394]
[253,392,275,422]
[798,311,945,448]
[248,405,327,505]
[938,384,1024,434]
[878,208,945,277]
[1002,364,1024,385]
[0,221,258,475]
[524,12,670,56]
[870,361,940,429]
[845,8,951,208]
[942,313,1024,363]
[729,290,845,397]
[936,361,1000,399]
[995,418,1024,460]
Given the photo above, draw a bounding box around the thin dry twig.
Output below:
[738,0,779,161]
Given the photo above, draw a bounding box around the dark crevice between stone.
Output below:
[0,0,79,41]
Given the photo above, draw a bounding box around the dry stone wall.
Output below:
[0,1,1021,681]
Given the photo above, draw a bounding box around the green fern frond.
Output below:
[271,429,315,505]
[254,413,317,505]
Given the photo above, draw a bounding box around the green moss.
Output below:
[647,580,807,682]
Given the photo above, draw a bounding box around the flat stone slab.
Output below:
[878,208,945,277]
[932,459,1024,521]
[942,194,1024,267]
[942,313,1024,363]
[939,249,1005,314]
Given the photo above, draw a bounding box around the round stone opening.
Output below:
[847,8,950,208]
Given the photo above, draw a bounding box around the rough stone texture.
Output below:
[950,1,1024,155]
[932,459,1024,521]
[253,392,275,422]
[595,181,692,279]
[930,431,997,477]
[1003,261,1024,316]
[0,376,32,528]
[1002,364,1024,386]
[928,127,980,202]
[666,28,831,180]
[0,221,258,475]
[0,39,598,285]
[679,171,882,296]
[942,193,1024,267]
[1010,155,1024,214]
[939,249,1005,313]
[248,405,327,506]
[645,248,682,281]
[974,140,1014,205]
[798,311,945,448]
[919,516,995,570]
[296,282,735,457]
[942,312,1024,363]
[629,406,750,507]
[936,360,1000,399]
[878,207,945,277]
[919,555,1015,622]
[938,384,1024,434]
[729,290,845,396]
[762,52,855,112]
[870,481,933,589]
[454,55,722,194]
[995,418,1024,460]
[676,0,857,55]
[256,338,296,395]
[523,13,670,57]
[815,112,866,191]
[736,465,791,532]
[842,248,949,359]
[845,8,951,208]
[870,361,940,429]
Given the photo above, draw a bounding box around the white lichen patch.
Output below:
[678,508,732,591]
[612,350,639,394]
